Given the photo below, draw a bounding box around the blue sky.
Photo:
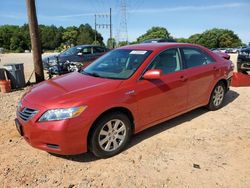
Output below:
[0,0,249,44]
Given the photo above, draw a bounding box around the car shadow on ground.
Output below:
[50,90,239,162]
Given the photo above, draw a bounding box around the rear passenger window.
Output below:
[148,48,182,74]
[93,47,105,53]
[182,48,214,68]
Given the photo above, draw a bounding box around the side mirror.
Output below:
[142,69,163,80]
[77,52,83,56]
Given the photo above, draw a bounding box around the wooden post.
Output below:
[26,0,44,83]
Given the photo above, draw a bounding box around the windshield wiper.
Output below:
[82,70,101,77]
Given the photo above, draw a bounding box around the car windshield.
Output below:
[61,46,81,56]
[82,49,151,79]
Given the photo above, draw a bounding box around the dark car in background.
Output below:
[238,47,250,74]
[43,45,109,76]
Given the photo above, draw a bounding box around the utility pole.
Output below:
[26,0,44,83]
[110,8,113,48]
[94,9,113,48]
[94,14,97,44]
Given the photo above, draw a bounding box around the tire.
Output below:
[207,82,226,111]
[89,112,132,158]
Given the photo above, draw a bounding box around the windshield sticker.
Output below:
[129,50,147,55]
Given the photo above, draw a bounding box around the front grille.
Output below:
[18,108,38,121]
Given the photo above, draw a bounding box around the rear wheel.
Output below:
[207,82,226,111]
[89,112,132,158]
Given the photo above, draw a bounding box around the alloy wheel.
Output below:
[212,85,224,107]
[98,119,127,152]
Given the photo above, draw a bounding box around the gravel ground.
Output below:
[0,53,249,188]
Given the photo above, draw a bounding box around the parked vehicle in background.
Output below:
[15,43,234,158]
[238,47,250,74]
[217,48,227,53]
[43,45,109,76]
[141,38,176,43]
[240,46,250,54]
[225,48,239,53]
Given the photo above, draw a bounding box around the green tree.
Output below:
[0,25,19,50]
[188,28,242,48]
[0,24,105,52]
[77,24,94,45]
[10,32,26,52]
[20,24,31,50]
[176,38,189,43]
[107,38,116,48]
[188,33,202,44]
[118,41,129,47]
[137,27,171,43]
[129,41,138,45]
[39,25,63,50]
[62,26,78,46]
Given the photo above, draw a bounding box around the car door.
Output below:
[136,48,188,128]
[180,47,217,108]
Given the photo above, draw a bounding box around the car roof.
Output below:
[141,38,177,43]
[74,44,105,48]
[118,43,204,51]
[241,47,250,53]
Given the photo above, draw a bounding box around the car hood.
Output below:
[42,54,59,62]
[23,72,123,108]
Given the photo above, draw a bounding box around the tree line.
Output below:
[177,28,244,48]
[130,26,244,48]
[0,24,245,53]
[0,24,104,52]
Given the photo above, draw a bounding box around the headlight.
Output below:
[39,106,87,122]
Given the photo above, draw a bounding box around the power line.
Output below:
[94,8,113,48]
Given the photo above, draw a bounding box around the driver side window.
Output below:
[148,48,181,74]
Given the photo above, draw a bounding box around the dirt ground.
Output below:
[0,53,250,188]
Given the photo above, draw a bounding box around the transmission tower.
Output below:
[118,0,128,45]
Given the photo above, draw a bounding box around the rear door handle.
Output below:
[180,75,188,82]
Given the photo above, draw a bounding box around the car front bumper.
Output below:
[15,101,92,155]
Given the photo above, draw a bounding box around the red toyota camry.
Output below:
[15,43,234,158]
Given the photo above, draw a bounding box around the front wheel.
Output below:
[89,112,132,158]
[207,82,226,111]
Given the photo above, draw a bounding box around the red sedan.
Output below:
[15,43,234,158]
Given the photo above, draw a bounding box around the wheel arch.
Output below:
[210,78,228,95]
[207,78,228,106]
[218,79,228,90]
[87,106,135,151]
